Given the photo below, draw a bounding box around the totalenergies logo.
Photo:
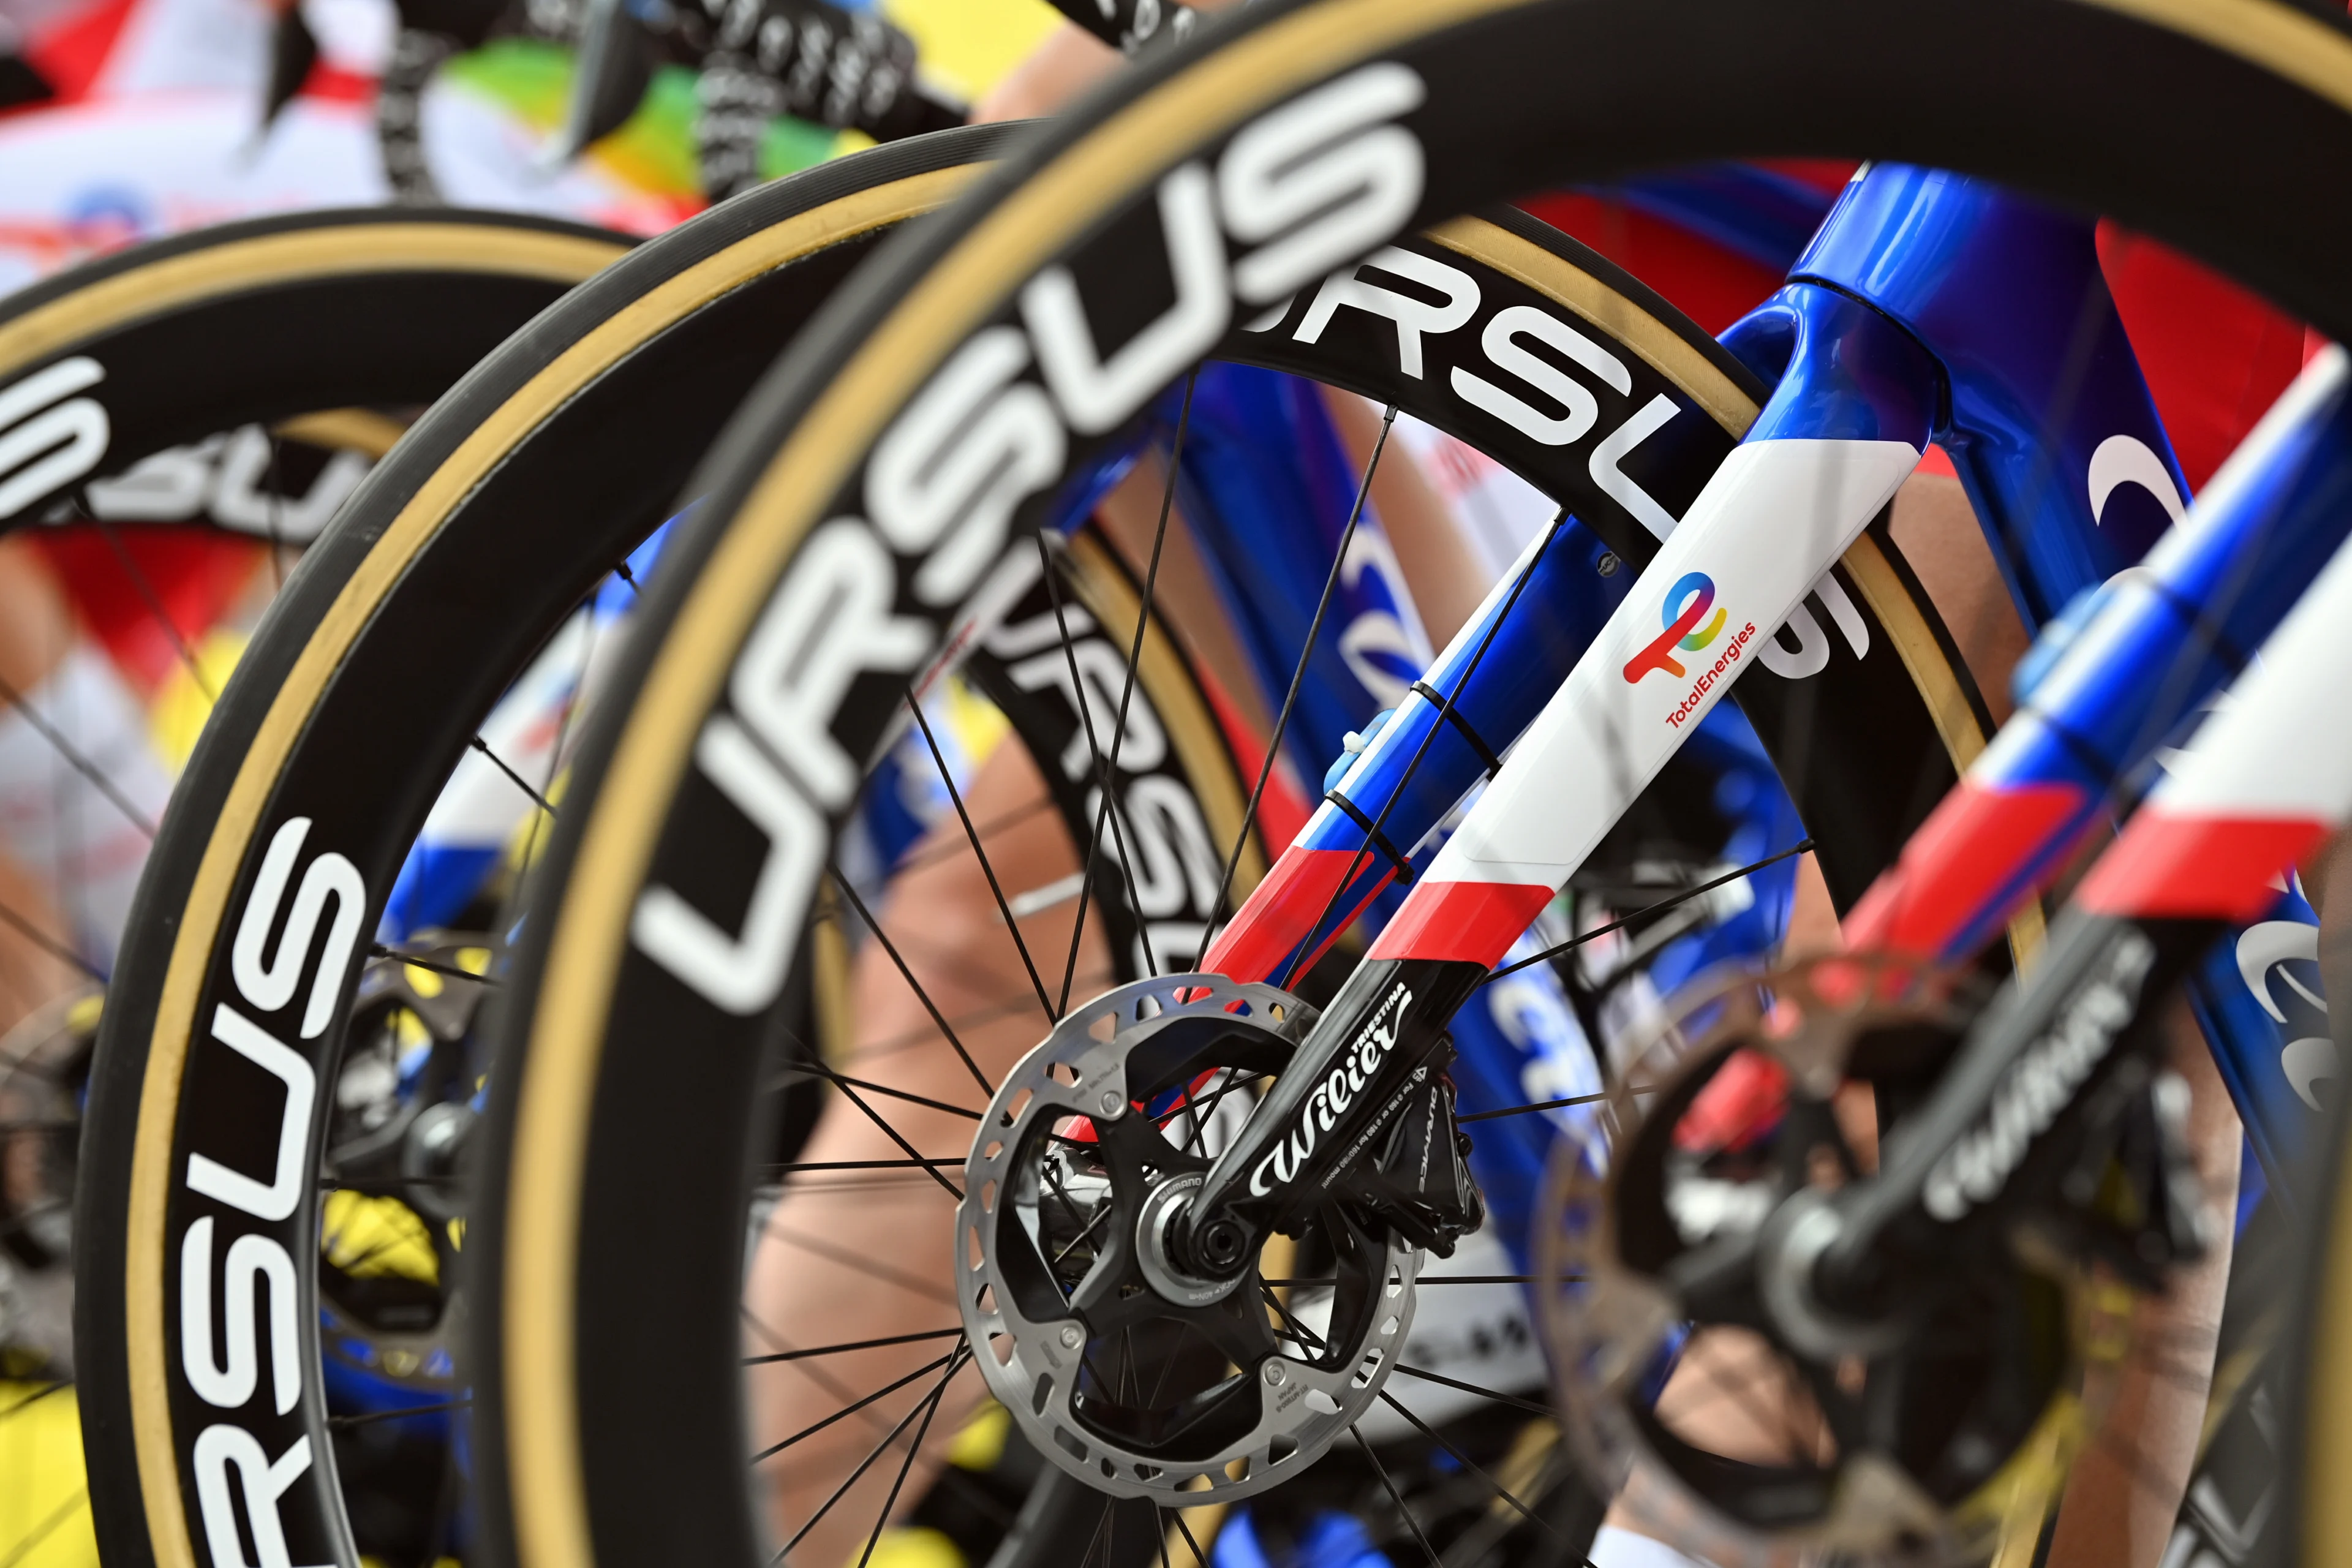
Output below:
[1623,572,1727,683]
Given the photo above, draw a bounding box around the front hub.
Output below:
[957,973,1420,1503]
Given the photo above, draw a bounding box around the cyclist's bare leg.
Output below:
[1595,470,2231,1568]
[744,415,1495,1557]
[1323,389,1489,647]
[744,734,1112,1567]
[0,537,127,1025]
[2046,1001,2240,1568]
[972,22,1118,123]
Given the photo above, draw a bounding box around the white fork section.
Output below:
[1399,437,1919,929]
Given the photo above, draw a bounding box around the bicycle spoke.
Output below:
[86,511,215,701]
[326,1397,471,1428]
[1077,1495,1115,1568]
[1167,1504,1212,1568]
[1374,1387,1566,1544]
[851,1338,965,1568]
[366,944,498,987]
[1261,1275,1580,1287]
[0,1488,85,1568]
[802,1074,963,1201]
[1352,1423,1443,1568]
[0,668,159,838]
[1482,837,1817,985]
[771,1343,970,1562]
[1066,369,1197,991]
[1041,1158,1102,1289]
[836,956,1114,1071]
[903,687,1055,1035]
[1389,1362,1553,1419]
[317,1173,461,1194]
[766,1062,987,1123]
[826,869,997,1098]
[1166,1066,1269,1156]
[1278,501,1567,988]
[0,1380,69,1421]
[749,1348,960,1466]
[888,794,1057,878]
[744,1326,964,1367]
[469,734,558,818]
[1035,530,1154,1013]
[518,584,607,876]
[762,1157,964,1175]
[766,1055,985,1120]
[1457,1091,1607,1123]
[741,1308,967,1464]
[1052,1191,1119,1269]
[766,1209,966,1299]
[868,921,1059,1033]
[1206,404,1404,954]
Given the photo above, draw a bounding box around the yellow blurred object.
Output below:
[148,627,249,772]
[322,1191,440,1286]
[940,675,1011,768]
[63,994,100,1037]
[0,1381,98,1568]
[944,1400,1008,1471]
[860,1525,965,1568]
[883,0,1065,105]
[393,1008,432,1065]
[504,771,568,879]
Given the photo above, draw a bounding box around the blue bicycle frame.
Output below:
[382,163,2342,1253]
[1191,164,2342,1200]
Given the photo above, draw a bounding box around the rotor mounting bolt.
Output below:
[1262,1360,1286,1387]
[1098,1089,1126,1118]
[1059,1324,1084,1350]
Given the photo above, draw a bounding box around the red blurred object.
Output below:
[27,527,262,692]
[1517,189,1788,339]
[1673,1050,1790,1154]
[2098,224,2309,492]
[20,0,136,105]
[1523,175,2312,496]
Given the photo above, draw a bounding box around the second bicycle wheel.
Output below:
[451,5,2171,1550]
[70,129,1023,1568]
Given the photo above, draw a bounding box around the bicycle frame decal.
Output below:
[1623,571,1732,686]
[1367,434,1917,967]
[1180,166,2352,1245]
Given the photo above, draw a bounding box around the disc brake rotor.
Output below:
[1536,952,2123,1564]
[960,971,1420,1504]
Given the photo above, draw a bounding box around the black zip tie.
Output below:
[1321,786,1415,885]
[1410,679,1505,778]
